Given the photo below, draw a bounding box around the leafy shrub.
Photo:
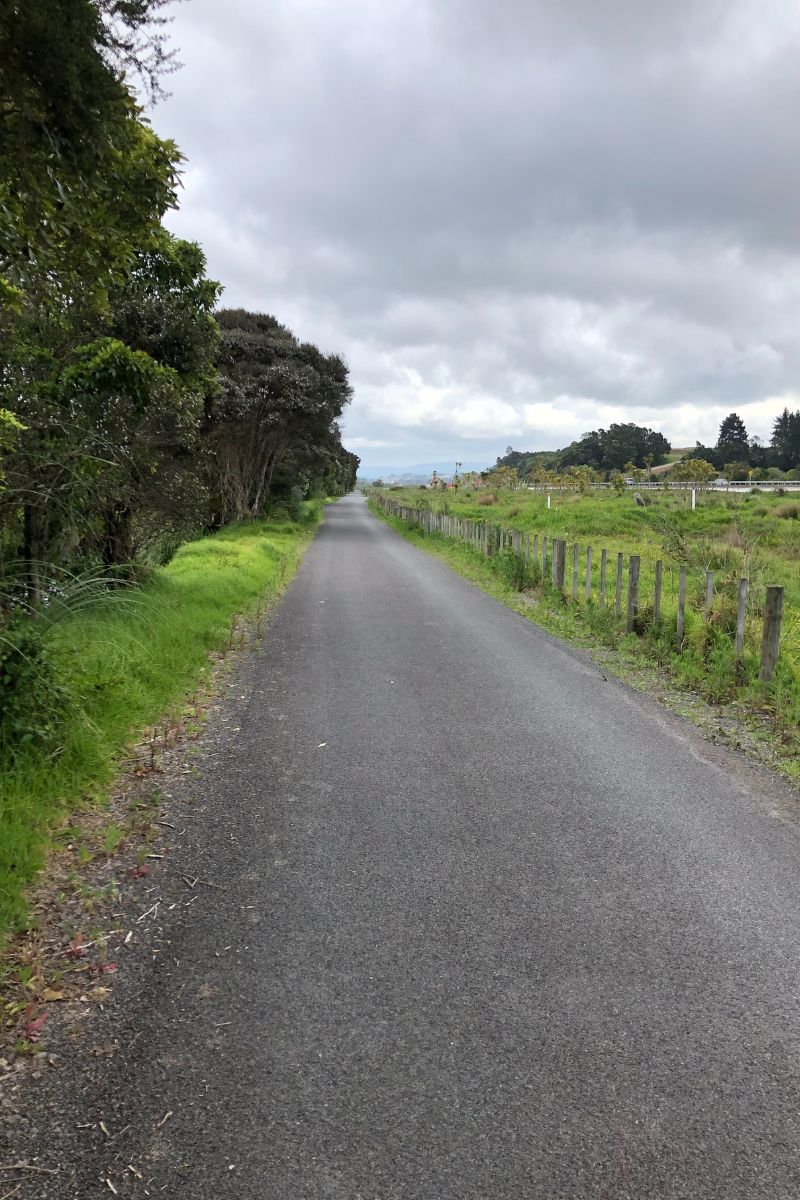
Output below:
[287,485,306,521]
[496,549,533,592]
[0,621,66,752]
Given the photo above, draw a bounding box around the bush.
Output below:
[476,492,498,506]
[496,549,533,592]
[287,485,306,522]
[775,503,800,520]
[0,621,66,752]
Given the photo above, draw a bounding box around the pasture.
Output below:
[374,485,800,776]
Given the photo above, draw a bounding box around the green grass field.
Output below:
[0,509,321,939]
[371,486,800,774]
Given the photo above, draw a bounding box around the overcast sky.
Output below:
[152,0,800,469]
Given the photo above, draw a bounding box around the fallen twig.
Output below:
[136,900,161,923]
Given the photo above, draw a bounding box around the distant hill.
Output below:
[357,460,490,482]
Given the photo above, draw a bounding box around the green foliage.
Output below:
[0,514,319,937]
[0,622,65,751]
[559,423,671,472]
[672,458,716,484]
[716,412,749,464]
[207,309,357,521]
[771,408,800,471]
[496,549,533,592]
[0,0,361,946]
[0,409,24,490]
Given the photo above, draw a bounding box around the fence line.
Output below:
[371,493,786,683]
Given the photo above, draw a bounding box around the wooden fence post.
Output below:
[572,543,579,601]
[676,567,687,644]
[759,586,784,683]
[554,539,566,593]
[615,552,623,618]
[735,578,748,663]
[704,571,714,621]
[542,535,548,581]
[653,560,663,625]
[626,555,640,633]
[533,534,539,571]
[599,548,607,604]
[585,546,592,601]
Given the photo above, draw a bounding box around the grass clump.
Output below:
[0,509,320,938]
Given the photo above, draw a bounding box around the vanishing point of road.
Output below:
[33,493,800,1197]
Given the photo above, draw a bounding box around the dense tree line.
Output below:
[691,410,800,478]
[494,422,671,479]
[497,409,800,484]
[0,1,357,607]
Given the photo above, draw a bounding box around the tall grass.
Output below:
[0,509,320,937]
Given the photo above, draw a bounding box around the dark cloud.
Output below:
[153,0,800,467]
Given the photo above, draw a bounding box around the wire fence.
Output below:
[371,493,787,684]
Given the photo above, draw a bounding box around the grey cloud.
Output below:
[155,0,800,464]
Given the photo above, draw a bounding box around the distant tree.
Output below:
[716,413,749,464]
[559,424,669,473]
[564,465,600,493]
[559,430,604,471]
[483,465,521,490]
[691,441,720,469]
[672,459,716,486]
[722,460,750,481]
[747,435,772,471]
[495,447,528,472]
[771,408,800,470]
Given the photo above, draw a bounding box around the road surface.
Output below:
[26,493,800,1197]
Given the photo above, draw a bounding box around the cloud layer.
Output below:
[153,0,800,467]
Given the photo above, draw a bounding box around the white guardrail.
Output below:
[525,481,800,492]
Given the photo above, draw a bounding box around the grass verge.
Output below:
[371,502,800,786]
[0,507,321,939]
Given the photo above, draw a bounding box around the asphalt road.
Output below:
[25,493,800,1197]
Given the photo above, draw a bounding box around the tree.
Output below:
[715,413,749,464]
[0,0,182,360]
[482,465,520,490]
[0,231,221,588]
[771,408,800,471]
[206,310,353,521]
[96,233,222,561]
[559,424,669,473]
[672,459,716,486]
